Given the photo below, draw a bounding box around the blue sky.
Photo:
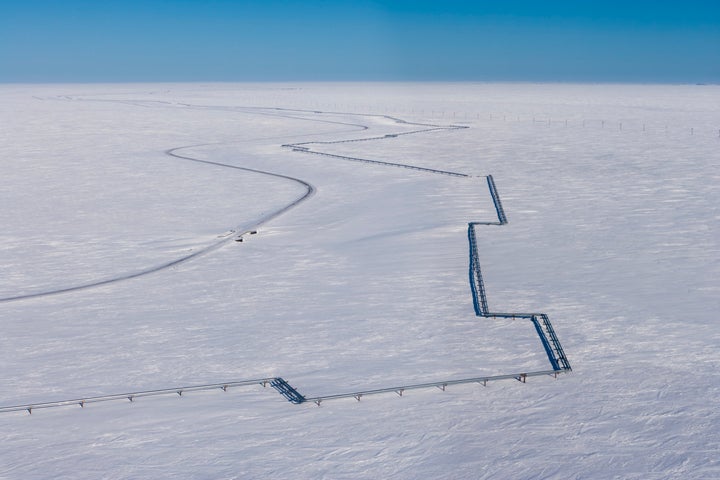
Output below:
[1,0,719,83]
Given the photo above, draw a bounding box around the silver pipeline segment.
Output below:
[0,379,276,414]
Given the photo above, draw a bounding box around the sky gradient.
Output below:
[2,0,719,83]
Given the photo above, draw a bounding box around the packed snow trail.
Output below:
[0,96,570,414]
[0,146,315,304]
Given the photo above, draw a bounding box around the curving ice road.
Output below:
[0,143,315,303]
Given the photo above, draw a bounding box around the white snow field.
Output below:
[0,82,718,478]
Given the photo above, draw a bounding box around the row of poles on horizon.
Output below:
[291,102,720,137]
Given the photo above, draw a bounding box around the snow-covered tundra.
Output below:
[1,83,718,478]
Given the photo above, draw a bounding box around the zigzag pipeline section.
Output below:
[0,102,570,414]
[274,175,572,407]
[468,177,571,373]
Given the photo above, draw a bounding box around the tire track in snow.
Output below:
[0,146,315,304]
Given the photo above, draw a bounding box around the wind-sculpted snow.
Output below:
[0,96,569,414]
[3,84,717,479]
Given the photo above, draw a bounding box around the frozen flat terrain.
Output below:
[0,82,718,478]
